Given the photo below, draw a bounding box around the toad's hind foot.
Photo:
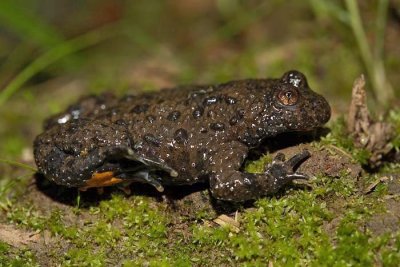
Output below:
[79,171,123,191]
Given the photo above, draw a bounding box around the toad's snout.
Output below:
[314,95,331,125]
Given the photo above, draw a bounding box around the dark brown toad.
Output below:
[34,70,331,201]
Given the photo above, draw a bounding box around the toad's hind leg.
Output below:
[35,118,176,191]
[209,142,310,201]
[34,140,130,189]
[34,120,134,188]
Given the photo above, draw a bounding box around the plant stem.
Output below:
[345,0,393,105]
[375,0,389,60]
[373,0,393,106]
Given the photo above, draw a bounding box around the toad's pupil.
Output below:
[286,91,292,99]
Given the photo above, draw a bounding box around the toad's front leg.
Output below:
[209,142,310,201]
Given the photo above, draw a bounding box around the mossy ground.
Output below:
[1,1,400,266]
[1,116,400,266]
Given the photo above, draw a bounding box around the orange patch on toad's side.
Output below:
[79,171,123,191]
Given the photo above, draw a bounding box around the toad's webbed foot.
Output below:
[266,150,310,185]
[209,142,311,201]
[81,169,164,192]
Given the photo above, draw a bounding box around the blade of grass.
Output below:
[0,44,34,87]
[345,0,393,105]
[0,0,79,76]
[0,158,37,172]
[344,0,375,86]
[0,0,65,49]
[308,0,350,25]
[372,0,393,106]
[375,0,389,60]
[0,24,121,105]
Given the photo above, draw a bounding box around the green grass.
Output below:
[0,241,39,267]
[0,1,66,49]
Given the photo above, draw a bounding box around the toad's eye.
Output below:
[277,88,299,106]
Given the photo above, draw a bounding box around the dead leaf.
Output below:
[347,75,394,167]
[213,214,240,233]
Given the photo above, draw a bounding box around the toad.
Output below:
[34,70,330,201]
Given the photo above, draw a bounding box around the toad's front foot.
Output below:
[209,141,312,201]
[265,150,311,191]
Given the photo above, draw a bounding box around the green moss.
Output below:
[313,215,397,266]
[6,206,46,230]
[227,191,331,264]
[0,241,10,263]
[380,234,400,267]
[1,106,398,267]
[245,154,273,173]
[0,241,39,267]
[63,248,106,267]
[2,115,398,265]
[54,194,170,265]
